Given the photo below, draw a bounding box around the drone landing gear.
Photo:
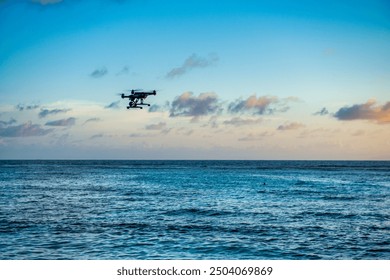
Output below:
[127,101,142,109]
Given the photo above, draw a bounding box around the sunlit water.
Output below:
[0,160,389,259]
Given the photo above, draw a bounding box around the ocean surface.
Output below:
[0,160,389,260]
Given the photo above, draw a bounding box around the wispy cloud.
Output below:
[145,122,167,130]
[149,101,170,113]
[45,117,76,127]
[223,117,262,126]
[204,116,219,128]
[228,95,296,115]
[176,127,194,136]
[0,122,52,137]
[0,118,17,127]
[170,92,220,117]
[39,108,70,118]
[129,133,150,138]
[105,101,120,109]
[277,122,305,131]
[116,66,129,76]
[334,99,390,124]
[90,67,108,78]
[352,130,365,136]
[149,104,162,112]
[238,131,274,141]
[166,53,218,79]
[16,103,39,111]
[314,107,329,116]
[83,118,101,125]
[90,133,104,139]
[145,122,171,134]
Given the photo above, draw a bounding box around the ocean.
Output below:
[0,160,389,259]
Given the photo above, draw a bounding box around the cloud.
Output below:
[149,101,170,113]
[45,117,76,127]
[90,67,108,78]
[149,104,162,112]
[0,118,17,127]
[166,53,218,79]
[116,66,129,76]
[145,122,171,134]
[314,107,329,116]
[352,130,365,137]
[228,95,296,115]
[205,116,219,128]
[129,133,150,138]
[238,131,274,141]
[39,108,70,118]
[83,118,101,125]
[145,122,167,130]
[277,122,305,131]
[0,122,52,137]
[176,127,194,136]
[334,99,390,124]
[170,92,220,117]
[16,104,39,111]
[105,101,120,109]
[90,133,104,139]
[223,117,262,126]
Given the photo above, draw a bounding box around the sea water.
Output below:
[0,160,389,259]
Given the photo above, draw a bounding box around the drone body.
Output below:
[121,90,157,109]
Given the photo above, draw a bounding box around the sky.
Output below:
[0,0,389,159]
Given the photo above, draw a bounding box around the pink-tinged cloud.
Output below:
[334,99,390,124]
[170,92,220,117]
[277,122,305,131]
[228,95,297,115]
[0,122,52,137]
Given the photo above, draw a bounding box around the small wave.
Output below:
[322,195,357,201]
[295,180,310,186]
[163,208,232,217]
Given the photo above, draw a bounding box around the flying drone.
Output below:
[120,89,157,109]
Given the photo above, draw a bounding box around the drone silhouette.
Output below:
[120,89,157,109]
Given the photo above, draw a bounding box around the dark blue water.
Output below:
[0,160,389,259]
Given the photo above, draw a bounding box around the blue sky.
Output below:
[0,0,389,159]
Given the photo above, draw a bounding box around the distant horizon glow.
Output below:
[1,0,389,159]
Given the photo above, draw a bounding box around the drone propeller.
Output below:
[125,89,143,92]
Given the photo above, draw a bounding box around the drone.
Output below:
[120,89,157,109]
